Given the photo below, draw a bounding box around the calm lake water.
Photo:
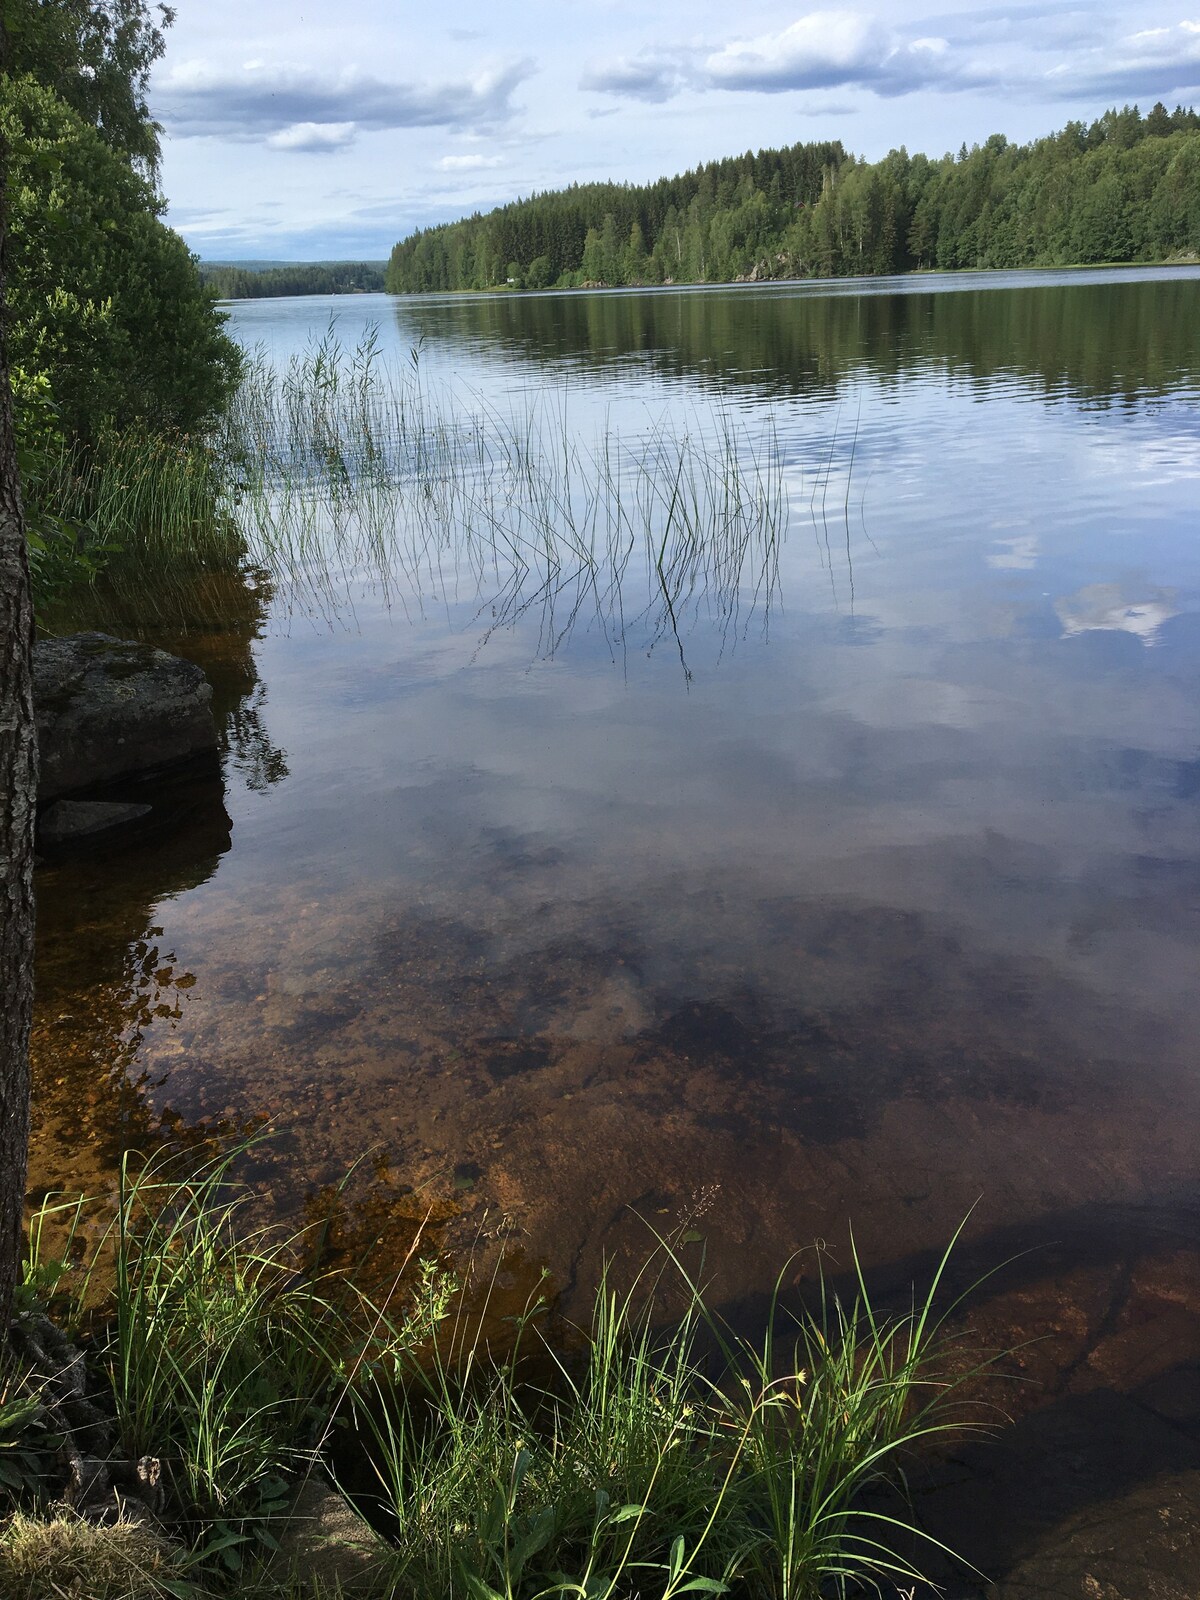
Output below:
[33,269,1200,1391]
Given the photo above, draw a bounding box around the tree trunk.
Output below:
[0,36,38,1331]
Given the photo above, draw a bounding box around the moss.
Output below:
[75,636,166,679]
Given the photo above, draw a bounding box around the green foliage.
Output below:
[5,3,242,604]
[3,74,241,449]
[4,0,173,173]
[388,104,1200,293]
[0,1366,55,1501]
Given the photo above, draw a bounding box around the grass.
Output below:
[13,1162,990,1599]
[0,1508,188,1600]
[0,1506,380,1599]
[348,1222,986,1600]
[25,427,244,602]
[22,1144,449,1575]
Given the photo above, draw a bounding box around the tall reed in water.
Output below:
[35,322,793,661]
[221,328,788,652]
[37,325,799,669]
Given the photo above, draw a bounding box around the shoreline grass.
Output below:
[8,1148,993,1598]
[348,1220,988,1600]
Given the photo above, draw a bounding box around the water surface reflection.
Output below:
[32,274,1200,1452]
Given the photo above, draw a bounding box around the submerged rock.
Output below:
[38,800,153,844]
[34,633,217,801]
[993,1470,1200,1598]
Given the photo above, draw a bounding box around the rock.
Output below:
[992,1471,1200,1599]
[1138,1367,1200,1431]
[915,1390,1200,1587]
[34,633,217,801]
[272,1476,393,1594]
[39,800,153,844]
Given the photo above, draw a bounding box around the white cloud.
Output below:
[1044,16,1200,99]
[579,51,689,103]
[705,11,980,97]
[582,11,982,105]
[436,153,507,170]
[267,121,357,152]
[705,12,887,92]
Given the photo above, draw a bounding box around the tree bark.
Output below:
[0,22,38,1331]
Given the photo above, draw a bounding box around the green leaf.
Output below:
[460,1572,505,1600]
[511,1505,556,1568]
[608,1504,646,1525]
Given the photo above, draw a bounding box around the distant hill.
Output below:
[201,261,387,298]
[386,102,1200,293]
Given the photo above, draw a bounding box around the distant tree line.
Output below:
[387,141,848,292]
[386,104,1200,293]
[202,262,387,299]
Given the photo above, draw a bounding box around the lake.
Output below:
[32,268,1200,1422]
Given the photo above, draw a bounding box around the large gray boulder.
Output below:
[34,633,217,802]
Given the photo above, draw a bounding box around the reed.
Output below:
[221,329,787,658]
[27,427,242,588]
[30,325,793,669]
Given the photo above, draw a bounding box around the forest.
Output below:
[386,103,1200,293]
[201,262,386,299]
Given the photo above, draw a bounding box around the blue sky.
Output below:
[152,2,1200,261]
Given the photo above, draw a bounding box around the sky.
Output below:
[151,2,1200,261]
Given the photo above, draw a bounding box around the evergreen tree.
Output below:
[385,110,1200,293]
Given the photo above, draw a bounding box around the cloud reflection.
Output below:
[1055,581,1180,645]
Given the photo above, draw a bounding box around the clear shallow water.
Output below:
[33,270,1200,1386]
